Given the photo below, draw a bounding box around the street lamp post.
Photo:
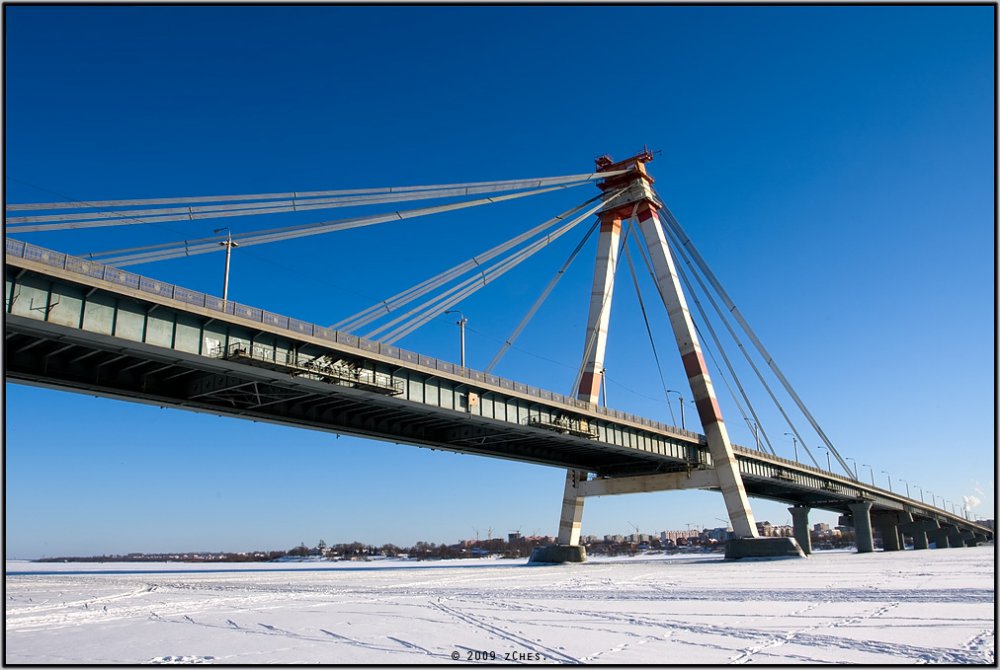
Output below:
[862,463,875,486]
[749,420,762,452]
[927,491,935,508]
[899,478,910,499]
[846,457,859,480]
[666,390,686,430]
[914,485,923,502]
[783,432,799,463]
[881,470,892,492]
[817,444,832,471]
[214,228,238,305]
[444,310,467,367]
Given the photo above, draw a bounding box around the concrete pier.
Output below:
[725,537,805,559]
[788,506,812,555]
[900,520,933,550]
[849,501,874,553]
[529,545,587,564]
[927,526,951,549]
[873,512,902,552]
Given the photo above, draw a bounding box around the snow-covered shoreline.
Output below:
[6,546,994,664]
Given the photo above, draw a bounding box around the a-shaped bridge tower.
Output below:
[537,152,801,562]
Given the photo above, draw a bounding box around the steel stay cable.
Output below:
[8,180,604,232]
[332,195,605,333]
[662,229,779,456]
[660,204,821,465]
[5,171,630,212]
[620,222,678,427]
[95,184,574,267]
[375,195,620,344]
[656,197,855,479]
[484,219,600,374]
[658,219,787,457]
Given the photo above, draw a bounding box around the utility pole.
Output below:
[215,228,238,306]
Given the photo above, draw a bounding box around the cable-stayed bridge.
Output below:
[5,152,991,560]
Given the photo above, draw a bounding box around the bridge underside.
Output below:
[6,315,688,478]
[4,243,990,543]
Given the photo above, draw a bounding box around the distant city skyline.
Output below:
[5,5,994,558]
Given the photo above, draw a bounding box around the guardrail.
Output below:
[6,237,703,440]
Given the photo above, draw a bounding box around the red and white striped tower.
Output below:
[632,199,758,539]
[558,151,650,546]
[557,150,758,546]
[557,184,626,546]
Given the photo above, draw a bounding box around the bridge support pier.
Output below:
[946,528,965,548]
[959,530,977,547]
[926,526,951,549]
[974,533,987,545]
[848,502,874,553]
[872,511,903,552]
[788,505,812,555]
[556,469,587,547]
[899,519,932,550]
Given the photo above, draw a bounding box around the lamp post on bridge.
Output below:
[861,463,875,486]
[817,444,832,471]
[846,457,859,480]
[748,419,762,452]
[782,432,799,463]
[927,491,935,508]
[666,389,686,430]
[881,470,892,492]
[444,310,467,368]
[214,227,238,306]
[899,478,910,499]
[914,484,924,503]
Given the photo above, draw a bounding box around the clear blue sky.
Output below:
[5,5,994,558]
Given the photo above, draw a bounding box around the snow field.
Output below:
[5,546,994,664]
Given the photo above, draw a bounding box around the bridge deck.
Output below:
[4,238,987,536]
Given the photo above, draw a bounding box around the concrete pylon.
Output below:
[635,202,757,541]
[849,502,874,553]
[947,528,965,548]
[553,211,623,551]
[959,530,977,547]
[788,506,812,555]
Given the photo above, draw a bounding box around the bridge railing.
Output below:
[6,237,705,442]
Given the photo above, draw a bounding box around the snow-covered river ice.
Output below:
[5,546,994,664]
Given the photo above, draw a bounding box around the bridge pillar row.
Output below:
[946,527,965,549]
[959,530,977,547]
[788,505,812,555]
[848,502,874,554]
